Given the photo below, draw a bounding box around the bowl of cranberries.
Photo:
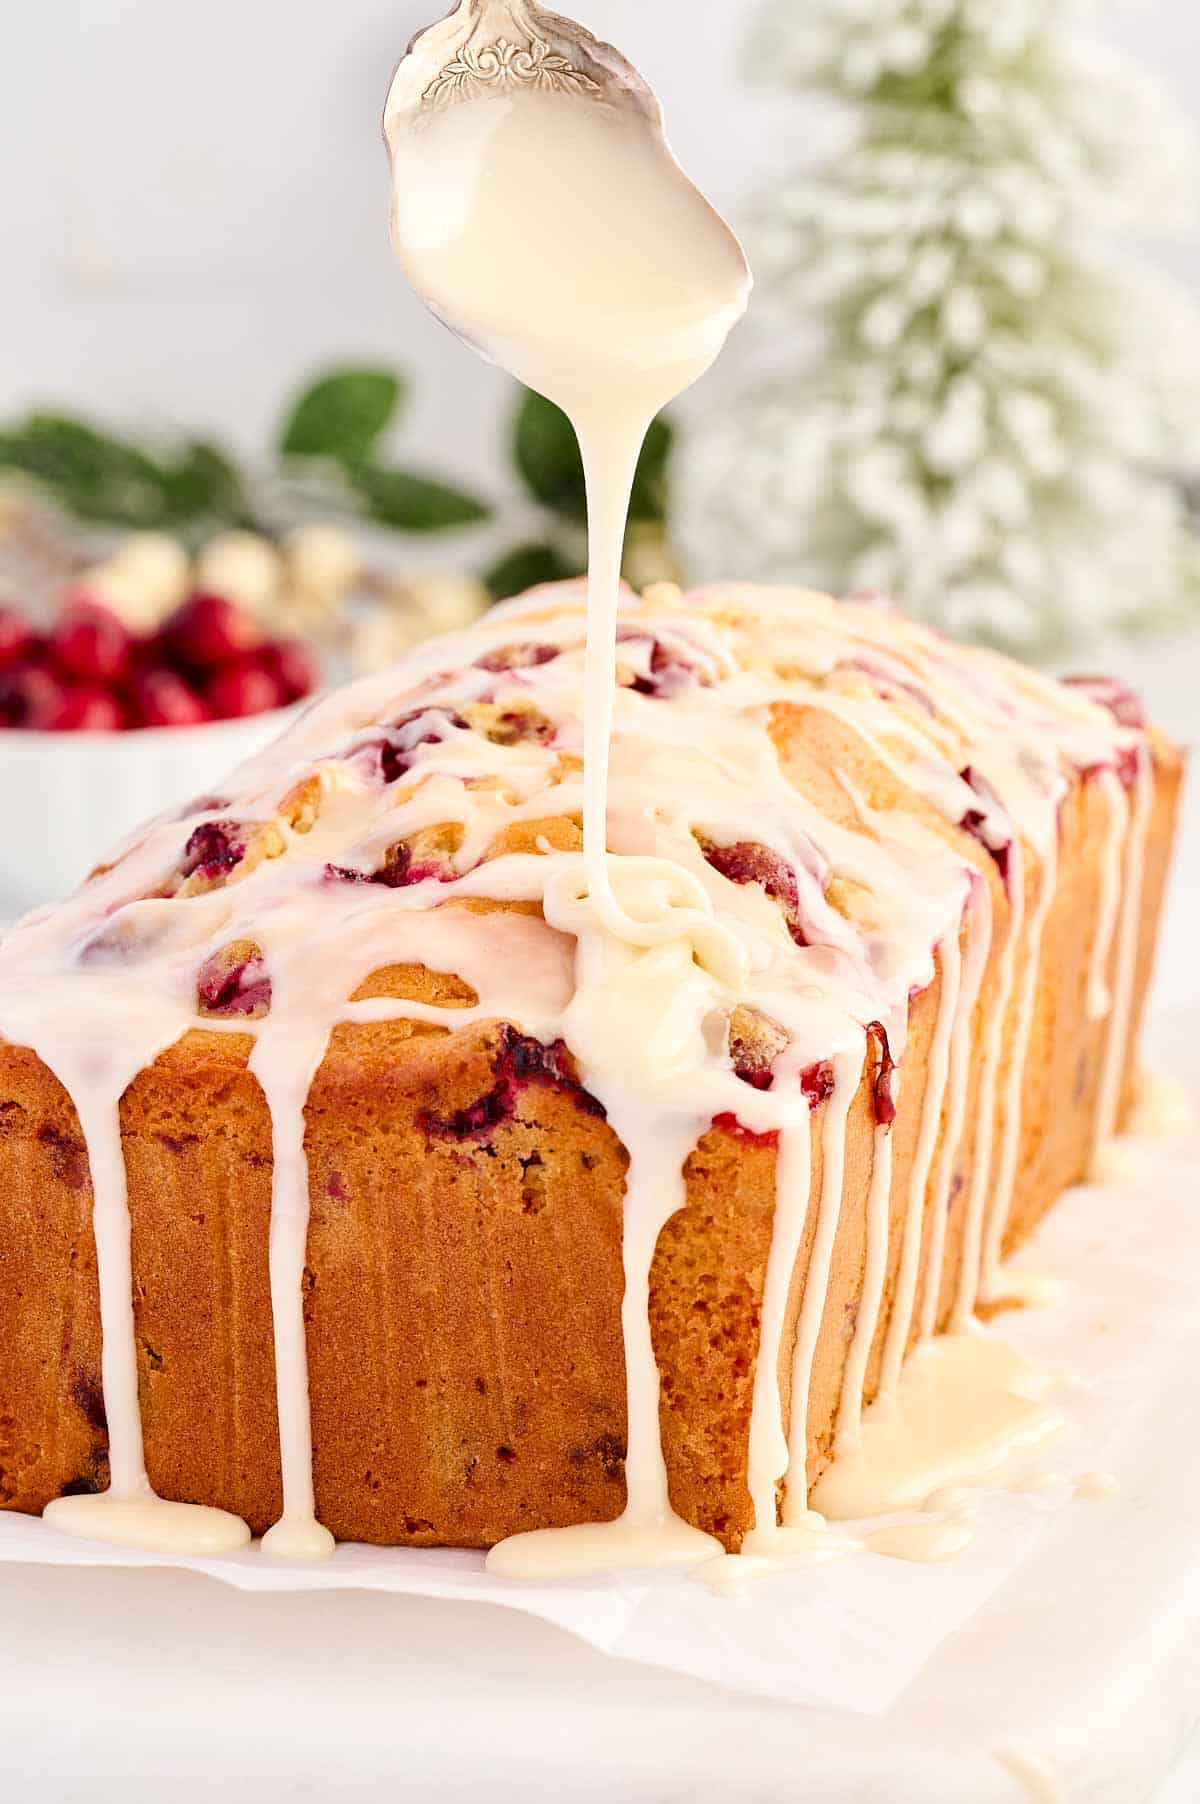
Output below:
[0,588,318,916]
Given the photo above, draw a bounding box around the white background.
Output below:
[4,0,1199,501]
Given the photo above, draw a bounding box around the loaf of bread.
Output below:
[0,584,1181,1555]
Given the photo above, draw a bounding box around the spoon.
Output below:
[385,0,659,128]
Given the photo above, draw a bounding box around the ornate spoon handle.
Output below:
[386,0,659,127]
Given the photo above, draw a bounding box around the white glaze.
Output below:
[811,1335,1064,1521]
[863,1517,975,1563]
[1093,748,1154,1157]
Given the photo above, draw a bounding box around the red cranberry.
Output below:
[181,821,246,881]
[711,1111,780,1148]
[958,766,1013,892]
[801,1061,836,1108]
[49,599,132,685]
[1115,744,1141,788]
[134,669,213,729]
[324,841,451,889]
[0,664,66,729]
[260,639,317,704]
[360,708,469,785]
[0,607,33,671]
[206,660,283,721]
[418,1026,604,1141]
[846,656,936,716]
[866,1022,897,1127]
[475,642,560,674]
[44,686,126,732]
[702,839,808,946]
[196,949,272,1017]
[620,632,701,700]
[1062,674,1145,730]
[163,592,259,672]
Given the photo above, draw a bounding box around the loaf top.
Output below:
[0,581,1155,1125]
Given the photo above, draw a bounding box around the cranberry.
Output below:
[49,599,131,685]
[181,821,246,881]
[801,1061,836,1108]
[1115,745,1141,788]
[134,669,212,729]
[419,1026,605,1141]
[866,1022,897,1127]
[846,655,935,716]
[1062,674,1145,730]
[621,632,700,700]
[196,948,272,1017]
[324,840,451,888]
[163,592,258,672]
[362,708,469,785]
[701,839,808,947]
[0,664,66,729]
[44,686,126,732]
[206,660,283,720]
[958,765,1013,892]
[711,1112,780,1148]
[0,607,33,671]
[260,638,318,704]
[729,1007,788,1092]
[475,642,560,674]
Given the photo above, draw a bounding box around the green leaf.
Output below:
[513,390,588,521]
[159,440,248,526]
[349,463,491,532]
[0,413,175,527]
[280,368,404,463]
[628,413,674,524]
[511,388,675,524]
[483,540,583,601]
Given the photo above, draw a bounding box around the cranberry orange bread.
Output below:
[0,583,1181,1556]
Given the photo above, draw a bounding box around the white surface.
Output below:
[6,2,1198,489]
[0,705,298,918]
[3,1045,1200,1799]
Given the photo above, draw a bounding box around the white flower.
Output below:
[197,531,283,614]
[686,0,1200,653]
[941,286,987,351]
[859,295,909,348]
[283,523,361,603]
[84,533,191,631]
[923,402,985,475]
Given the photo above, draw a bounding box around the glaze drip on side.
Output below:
[0,581,1151,1568]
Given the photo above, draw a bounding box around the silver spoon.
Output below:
[384,0,659,131]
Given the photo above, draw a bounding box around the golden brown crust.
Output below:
[0,731,1182,1549]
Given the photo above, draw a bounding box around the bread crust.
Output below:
[0,726,1182,1549]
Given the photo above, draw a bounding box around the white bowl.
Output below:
[0,707,299,919]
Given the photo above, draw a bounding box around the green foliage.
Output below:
[281,366,491,531]
[279,368,404,463]
[159,441,250,527]
[513,390,588,521]
[0,415,257,533]
[348,463,491,532]
[628,414,675,524]
[0,369,680,612]
[0,365,491,544]
[489,388,677,599]
[484,540,583,601]
[512,389,674,525]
